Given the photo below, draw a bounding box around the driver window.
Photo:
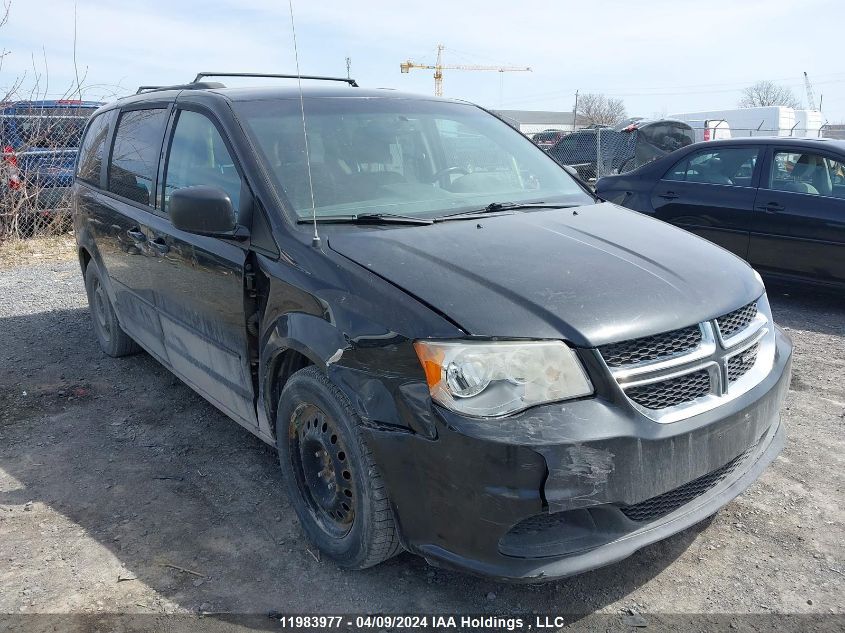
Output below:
[163,110,242,214]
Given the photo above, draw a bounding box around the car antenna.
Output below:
[287,0,320,248]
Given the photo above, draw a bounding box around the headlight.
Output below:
[413,340,593,417]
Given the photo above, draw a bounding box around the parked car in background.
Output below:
[548,119,694,181]
[1,99,101,213]
[547,127,632,181]
[596,137,845,288]
[74,77,791,582]
[531,128,566,150]
[613,118,696,172]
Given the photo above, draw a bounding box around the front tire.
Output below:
[84,261,140,358]
[276,366,401,569]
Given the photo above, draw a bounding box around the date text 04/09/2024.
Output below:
[271,615,543,630]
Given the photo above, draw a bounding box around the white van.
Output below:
[683,119,731,143]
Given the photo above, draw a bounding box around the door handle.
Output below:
[150,237,170,254]
[659,191,679,200]
[756,202,784,213]
[126,227,146,242]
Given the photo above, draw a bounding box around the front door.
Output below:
[147,107,256,427]
[650,145,762,259]
[749,147,845,285]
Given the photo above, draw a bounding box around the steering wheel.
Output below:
[428,166,469,184]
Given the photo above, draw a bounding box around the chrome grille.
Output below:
[727,342,759,383]
[619,447,751,522]
[599,325,701,367]
[717,302,758,339]
[626,370,710,409]
[599,296,773,423]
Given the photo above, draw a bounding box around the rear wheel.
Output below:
[84,261,140,357]
[276,366,401,569]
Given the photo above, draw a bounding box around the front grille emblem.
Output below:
[598,297,775,423]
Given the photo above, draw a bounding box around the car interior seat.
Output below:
[782,155,823,195]
[806,155,832,196]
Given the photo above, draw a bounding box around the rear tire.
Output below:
[84,261,140,357]
[276,366,401,569]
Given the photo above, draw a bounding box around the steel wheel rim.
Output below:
[290,403,356,537]
[92,280,111,343]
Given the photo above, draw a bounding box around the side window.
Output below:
[77,110,116,186]
[108,108,169,206]
[665,147,758,186]
[163,110,242,214]
[768,151,845,198]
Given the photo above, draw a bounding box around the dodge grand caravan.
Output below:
[73,74,792,582]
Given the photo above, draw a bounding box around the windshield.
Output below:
[233,97,593,219]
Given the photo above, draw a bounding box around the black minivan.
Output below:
[73,76,792,582]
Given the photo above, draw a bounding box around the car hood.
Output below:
[327,203,764,347]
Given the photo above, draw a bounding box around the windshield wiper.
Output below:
[440,201,579,220]
[483,201,579,212]
[297,213,434,225]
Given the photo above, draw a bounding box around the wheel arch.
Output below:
[76,242,120,308]
[259,312,349,441]
[78,246,92,274]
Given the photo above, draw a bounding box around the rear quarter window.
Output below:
[77,110,116,187]
[665,147,759,185]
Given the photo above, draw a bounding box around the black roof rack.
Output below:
[135,81,225,95]
[193,72,359,88]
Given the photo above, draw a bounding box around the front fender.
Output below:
[258,312,347,439]
[258,311,438,442]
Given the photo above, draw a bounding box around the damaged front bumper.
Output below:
[363,327,792,582]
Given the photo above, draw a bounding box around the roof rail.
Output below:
[135,81,225,95]
[192,72,359,88]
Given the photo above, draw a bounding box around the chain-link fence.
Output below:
[1,112,92,238]
[720,127,828,137]
[541,122,831,184]
[544,126,661,183]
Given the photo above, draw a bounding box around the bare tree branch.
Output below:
[575,93,627,126]
[738,81,801,109]
[0,0,13,84]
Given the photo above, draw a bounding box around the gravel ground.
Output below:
[0,247,843,629]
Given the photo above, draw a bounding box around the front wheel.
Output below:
[276,366,401,569]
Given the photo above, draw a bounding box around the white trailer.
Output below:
[682,118,732,143]
[794,109,824,138]
[669,107,822,138]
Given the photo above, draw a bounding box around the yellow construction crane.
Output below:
[400,44,531,97]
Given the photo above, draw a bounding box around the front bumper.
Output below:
[363,327,792,582]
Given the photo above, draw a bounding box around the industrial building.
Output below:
[492,109,585,135]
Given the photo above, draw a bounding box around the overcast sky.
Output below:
[3,0,844,122]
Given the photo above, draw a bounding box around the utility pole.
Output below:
[345,57,351,80]
[573,90,579,131]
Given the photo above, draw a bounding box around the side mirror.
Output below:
[170,185,246,238]
[561,165,579,179]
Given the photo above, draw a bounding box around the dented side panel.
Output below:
[254,246,464,440]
